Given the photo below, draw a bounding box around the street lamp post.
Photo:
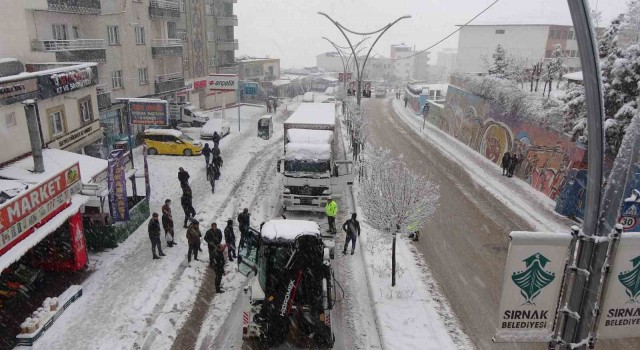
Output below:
[318,12,411,107]
[321,37,367,92]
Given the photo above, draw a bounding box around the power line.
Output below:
[384,0,501,61]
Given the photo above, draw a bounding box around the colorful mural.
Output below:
[438,85,590,219]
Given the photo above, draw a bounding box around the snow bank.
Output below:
[261,219,320,241]
[287,129,333,144]
[285,143,331,160]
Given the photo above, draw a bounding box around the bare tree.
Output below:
[359,147,440,286]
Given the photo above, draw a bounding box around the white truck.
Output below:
[278,103,353,212]
[169,102,209,127]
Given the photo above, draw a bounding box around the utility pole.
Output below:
[318,12,410,107]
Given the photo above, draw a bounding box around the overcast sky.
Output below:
[235,0,628,68]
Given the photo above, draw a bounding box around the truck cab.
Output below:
[169,103,209,127]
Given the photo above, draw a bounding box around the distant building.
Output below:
[390,44,430,82]
[237,58,280,81]
[456,23,603,74]
[316,52,347,73]
[437,49,458,73]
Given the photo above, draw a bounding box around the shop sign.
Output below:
[107,150,129,222]
[597,232,640,339]
[493,231,572,342]
[243,82,259,96]
[129,100,169,126]
[0,163,82,254]
[48,120,102,150]
[182,79,207,93]
[49,67,94,95]
[207,74,238,93]
[0,78,38,102]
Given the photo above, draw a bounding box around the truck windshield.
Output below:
[284,160,330,177]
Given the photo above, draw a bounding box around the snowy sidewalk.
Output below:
[391,99,574,233]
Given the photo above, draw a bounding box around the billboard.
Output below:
[493,231,572,342]
[207,74,239,93]
[597,232,640,339]
[128,100,169,126]
[243,81,259,96]
[107,150,129,222]
[338,72,352,82]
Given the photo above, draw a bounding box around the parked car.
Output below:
[322,97,337,104]
[302,92,315,102]
[374,87,387,98]
[200,119,231,139]
[143,129,202,156]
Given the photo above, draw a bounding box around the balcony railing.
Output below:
[151,39,183,58]
[47,0,101,14]
[149,0,180,19]
[152,38,182,47]
[32,39,105,51]
[155,73,185,94]
[216,39,239,51]
[217,15,238,27]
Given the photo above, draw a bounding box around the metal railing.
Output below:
[149,0,180,10]
[156,72,183,82]
[216,39,239,51]
[31,39,106,51]
[47,0,101,14]
[216,15,238,26]
[151,38,182,47]
[95,83,110,93]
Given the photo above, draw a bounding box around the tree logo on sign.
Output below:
[618,255,640,304]
[511,253,556,305]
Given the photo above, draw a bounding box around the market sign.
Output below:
[107,150,129,222]
[0,163,82,255]
[493,231,572,343]
[207,74,238,93]
[128,100,169,126]
[597,232,640,339]
[49,67,94,95]
[48,120,102,150]
[0,78,38,103]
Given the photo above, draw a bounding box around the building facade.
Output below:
[455,23,596,74]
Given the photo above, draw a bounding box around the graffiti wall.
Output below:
[404,86,427,115]
[437,85,590,219]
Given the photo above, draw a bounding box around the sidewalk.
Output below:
[391,99,574,233]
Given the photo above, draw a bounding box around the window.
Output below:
[52,24,68,40]
[138,67,149,85]
[179,0,185,12]
[47,106,66,137]
[167,22,177,39]
[205,3,214,16]
[568,31,574,40]
[495,29,505,34]
[209,58,217,68]
[5,112,16,128]
[183,57,189,67]
[561,31,568,40]
[135,26,145,44]
[111,70,123,89]
[177,29,187,42]
[78,97,93,123]
[107,25,120,45]
[72,26,80,39]
[207,32,216,42]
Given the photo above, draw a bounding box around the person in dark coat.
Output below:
[273,99,277,113]
[204,222,223,268]
[501,152,511,176]
[202,143,212,166]
[342,213,360,255]
[213,243,227,293]
[206,163,218,193]
[404,95,408,108]
[266,99,272,113]
[212,132,221,148]
[213,154,223,169]
[181,187,196,228]
[162,199,176,247]
[186,220,201,264]
[237,208,250,250]
[224,219,237,261]
[508,152,519,177]
[148,213,165,259]
[178,167,190,189]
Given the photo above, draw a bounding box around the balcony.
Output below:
[151,39,183,58]
[216,39,239,51]
[96,84,112,111]
[47,0,101,14]
[155,73,184,94]
[217,15,238,27]
[149,0,180,19]
[31,39,106,63]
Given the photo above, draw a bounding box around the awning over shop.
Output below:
[0,194,89,273]
[0,149,107,185]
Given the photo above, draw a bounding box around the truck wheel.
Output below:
[147,148,158,155]
[183,149,193,156]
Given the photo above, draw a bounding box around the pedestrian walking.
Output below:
[508,152,519,177]
[213,154,223,169]
[162,199,176,247]
[342,213,360,255]
[266,99,272,113]
[404,96,408,108]
[206,163,219,193]
[325,197,338,234]
[212,131,221,148]
[178,167,190,189]
[202,143,212,166]
[237,208,250,250]
[213,243,227,293]
[204,222,223,268]
[181,187,196,228]
[186,220,201,264]
[224,219,237,261]
[501,152,511,176]
[273,99,277,113]
[148,213,165,259]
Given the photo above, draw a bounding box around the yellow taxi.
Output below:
[142,129,202,156]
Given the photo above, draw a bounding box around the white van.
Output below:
[302,92,315,103]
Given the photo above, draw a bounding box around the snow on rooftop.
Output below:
[285,143,331,160]
[284,103,335,127]
[0,179,28,200]
[261,219,320,241]
[0,149,107,185]
[287,129,334,144]
[0,62,97,84]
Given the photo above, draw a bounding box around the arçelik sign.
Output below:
[0,163,82,255]
[207,74,238,93]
